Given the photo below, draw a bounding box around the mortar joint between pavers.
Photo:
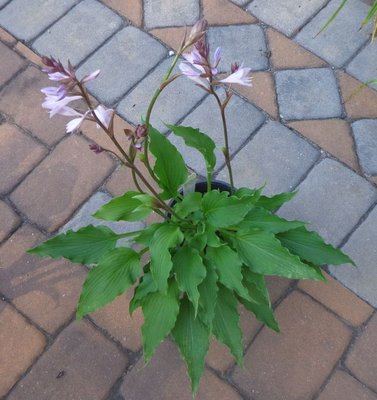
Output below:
[0,59,28,93]
[342,362,377,397]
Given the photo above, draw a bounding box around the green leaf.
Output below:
[149,124,188,199]
[173,246,207,315]
[233,230,324,280]
[150,224,183,292]
[202,190,252,228]
[256,191,297,211]
[241,269,279,332]
[93,191,154,221]
[172,298,210,395]
[197,262,218,329]
[235,186,263,202]
[77,247,140,319]
[28,225,119,264]
[141,282,180,362]
[166,124,216,174]
[129,269,157,315]
[277,227,354,266]
[241,207,305,234]
[173,192,202,218]
[213,285,243,366]
[134,222,164,246]
[206,245,251,301]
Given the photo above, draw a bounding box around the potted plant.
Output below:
[28,20,354,396]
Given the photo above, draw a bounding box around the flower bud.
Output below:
[135,124,147,138]
[89,144,104,154]
[186,19,208,47]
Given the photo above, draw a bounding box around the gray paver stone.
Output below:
[330,205,377,307]
[207,25,268,72]
[144,0,200,29]
[352,119,377,176]
[346,40,377,90]
[295,0,372,68]
[275,68,342,120]
[0,0,10,7]
[78,26,166,105]
[32,0,122,67]
[247,0,327,37]
[279,158,377,246]
[218,120,320,195]
[230,0,249,5]
[60,192,145,248]
[169,92,265,176]
[0,0,77,41]
[117,58,207,133]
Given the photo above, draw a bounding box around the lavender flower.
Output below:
[220,63,252,87]
[93,105,113,130]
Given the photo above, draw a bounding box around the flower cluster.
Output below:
[179,39,252,91]
[41,57,113,134]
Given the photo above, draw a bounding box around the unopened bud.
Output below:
[89,144,104,154]
[231,62,240,73]
[187,19,208,47]
[135,124,147,138]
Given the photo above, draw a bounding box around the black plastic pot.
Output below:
[167,180,231,217]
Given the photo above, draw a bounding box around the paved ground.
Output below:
[0,0,377,399]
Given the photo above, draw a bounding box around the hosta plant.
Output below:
[28,20,354,395]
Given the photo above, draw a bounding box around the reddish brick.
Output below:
[14,42,44,67]
[203,0,257,25]
[233,71,278,118]
[0,42,25,87]
[288,119,361,173]
[120,340,242,399]
[0,200,20,242]
[102,0,142,26]
[317,370,377,400]
[206,305,261,372]
[150,27,188,51]
[267,28,327,70]
[299,273,373,326]
[0,123,47,194]
[10,135,114,232]
[0,225,87,334]
[0,67,68,146]
[0,302,46,397]
[8,321,127,400]
[91,290,144,351]
[0,27,16,46]
[232,291,352,400]
[337,71,377,119]
[266,276,292,304]
[346,314,377,392]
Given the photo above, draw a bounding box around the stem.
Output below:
[143,52,182,181]
[117,229,144,238]
[77,82,183,220]
[211,90,235,194]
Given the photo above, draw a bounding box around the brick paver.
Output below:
[330,205,377,307]
[0,41,25,87]
[317,370,377,400]
[279,158,377,246]
[33,0,123,67]
[0,1,377,399]
[0,302,46,397]
[0,123,47,194]
[0,0,77,41]
[0,224,87,334]
[120,340,242,400]
[219,120,319,195]
[232,291,352,400]
[10,135,114,232]
[0,67,68,146]
[295,0,372,67]
[7,321,127,400]
[78,26,167,104]
[346,313,377,393]
[0,200,20,243]
[288,119,360,172]
[275,68,342,120]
